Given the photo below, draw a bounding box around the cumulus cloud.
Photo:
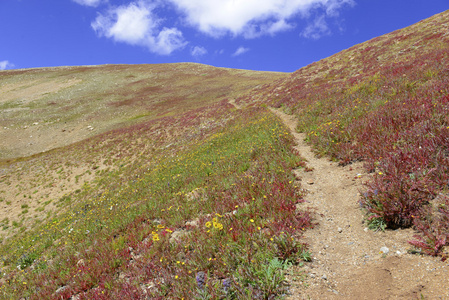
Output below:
[232,46,249,57]
[0,60,14,70]
[301,14,330,39]
[72,0,107,7]
[191,46,207,57]
[91,1,187,55]
[168,0,354,38]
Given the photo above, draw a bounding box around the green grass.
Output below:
[248,9,449,256]
[0,107,311,299]
[2,10,448,298]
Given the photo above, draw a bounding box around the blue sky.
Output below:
[0,0,448,72]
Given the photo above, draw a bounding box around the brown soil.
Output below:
[271,109,449,300]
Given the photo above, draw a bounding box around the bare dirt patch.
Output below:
[0,77,82,105]
[271,109,449,300]
[0,156,110,240]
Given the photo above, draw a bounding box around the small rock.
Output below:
[307,180,314,185]
[169,229,188,244]
[152,219,162,225]
[186,189,201,201]
[396,251,402,255]
[364,227,369,232]
[380,247,389,254]
[321,274,327,280]
[55,286,67,294]
[185,219,199,227]
[337,227,343,233]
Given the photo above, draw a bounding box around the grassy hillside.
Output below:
[1,8,449,300]
[0,64,286,240]
[243,10,449,256]
[0,63,286,160]
[1,65,306,299]
[0,105,311,299]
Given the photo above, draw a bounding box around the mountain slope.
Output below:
[243,9,449,254]
[0,9,449,300]
[0,63,286,239]
[0,63,286,160]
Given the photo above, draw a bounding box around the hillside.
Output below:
[0,63,286,160]
[0,9,449,300]
[250,9,449,246]
[0,64,286,239]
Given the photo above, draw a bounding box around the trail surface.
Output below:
[271,109,449,300]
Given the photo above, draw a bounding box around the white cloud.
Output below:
[72,0,107,7]
[91,1,187,55]
[265,19,295,36]
[191,46,208,57]
[0,60,14,70]
[168,0,354,38]
[301,14,330,39]
[232,46,249,57]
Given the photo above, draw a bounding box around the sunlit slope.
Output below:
[0,63,287,160]
[0,63,286,241]
[0,104,312,299]
[245,9,449,254]
[256,10,449,116]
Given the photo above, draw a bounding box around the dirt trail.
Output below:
[271,109,449,300]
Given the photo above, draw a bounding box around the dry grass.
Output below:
[0,63,286,160]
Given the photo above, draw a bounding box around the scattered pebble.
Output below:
[337,227,343,233]
[55,286,67,294]
[380,247,389,254]
[185,219,199,227]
